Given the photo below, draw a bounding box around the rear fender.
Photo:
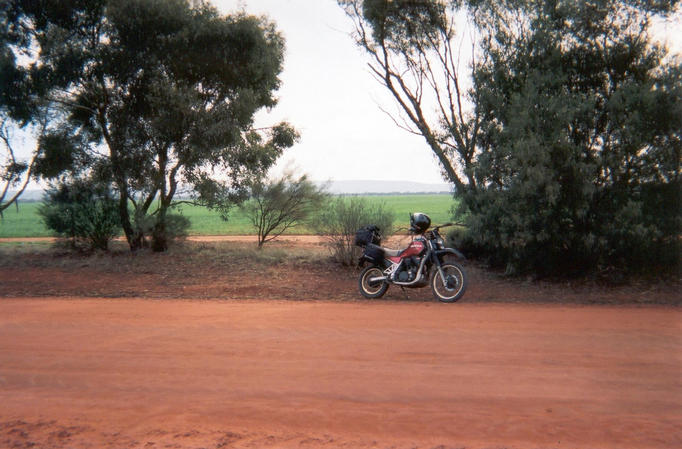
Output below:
[358,255,391,269]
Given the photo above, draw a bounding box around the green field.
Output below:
[0,194,456,238]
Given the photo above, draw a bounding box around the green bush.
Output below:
[38,180,121,251]
[132,210,191,251]
[313,197,395,266]
[453,180,681,278]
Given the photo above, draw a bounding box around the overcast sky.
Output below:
[216,0,682,185]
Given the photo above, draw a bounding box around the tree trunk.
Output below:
[151,210,168,252]
[118,189,143,251]
[151,196,170,252]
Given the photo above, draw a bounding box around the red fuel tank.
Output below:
[401,239,425,258]
[387,239,426,264]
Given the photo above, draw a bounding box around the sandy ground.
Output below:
[1,298,680,449]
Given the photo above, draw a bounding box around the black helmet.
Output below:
[409,212,431,234]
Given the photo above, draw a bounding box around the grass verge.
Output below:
[0,194,457,238]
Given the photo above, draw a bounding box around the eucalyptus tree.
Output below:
[340,0,680,276]
[465,0,681,275]
[0,2,42,213]
[338,0,481,194]
[6,0,296,250]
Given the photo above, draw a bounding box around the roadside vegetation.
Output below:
[2,0,297,252]
[3,0,679,281]
[313,197,395,266]
[341,0,680,278]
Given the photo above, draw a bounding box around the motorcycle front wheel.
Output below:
[431,262,467,302]
[359,266,388,299]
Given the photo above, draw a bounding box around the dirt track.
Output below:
[1,298,680,449]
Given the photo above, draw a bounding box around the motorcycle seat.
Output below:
[366,243,402,258]
[381,247,402,257]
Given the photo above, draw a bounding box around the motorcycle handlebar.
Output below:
[433,222,454,231]
[432,222,467,231]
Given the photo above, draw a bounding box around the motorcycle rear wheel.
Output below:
[431,262,467,302]
[359,266,388,299]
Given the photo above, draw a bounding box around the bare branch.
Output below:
[375,103,421,136]
[338,0,475,192]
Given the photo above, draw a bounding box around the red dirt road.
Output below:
[1,298,680,449]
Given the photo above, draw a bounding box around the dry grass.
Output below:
[0,239,330,272]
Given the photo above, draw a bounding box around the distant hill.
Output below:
[7,189,44,202]
[320,180,452,194]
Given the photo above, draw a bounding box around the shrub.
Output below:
[452,1,682,279]
[452,181,681,278]
[240,171,328,247]
[313,197,394,266]
[38,179,121,251]
[132,210,191,251]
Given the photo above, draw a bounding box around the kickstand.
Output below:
[400,286,409,300]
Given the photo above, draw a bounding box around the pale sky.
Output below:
[216,0,447,184]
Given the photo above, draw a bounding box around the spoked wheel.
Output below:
[359,266,388,299]
[431,262,467,302]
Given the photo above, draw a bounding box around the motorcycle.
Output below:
[355,213,467,302]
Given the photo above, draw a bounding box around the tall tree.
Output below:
[338,0,481,194]
[340,0,680,276]
[464,0,681,275]
[0,1,42,213]
[7,0,297,250]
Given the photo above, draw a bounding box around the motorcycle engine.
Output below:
[396,257,420,282]
[397,270,411,282]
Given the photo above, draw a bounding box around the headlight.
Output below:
[436,238,445,248]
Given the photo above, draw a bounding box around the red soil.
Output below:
[1,298,680,449]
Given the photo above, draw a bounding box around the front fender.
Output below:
[435,248,466,261]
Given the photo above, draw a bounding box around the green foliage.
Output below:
[132,210,191,251]
[341,0,680,278]
[38,179,121,250]
[359,0,447,48]
[1,0,97,212]
[7,0,296,251]
[313,197,395,266]
[456,0,681,277]
[240,171,328,247]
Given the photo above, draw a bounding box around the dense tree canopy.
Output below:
[3,0,297,250]
[0,1,42,213]
[341,0,681,276]
[465,0,681,275]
